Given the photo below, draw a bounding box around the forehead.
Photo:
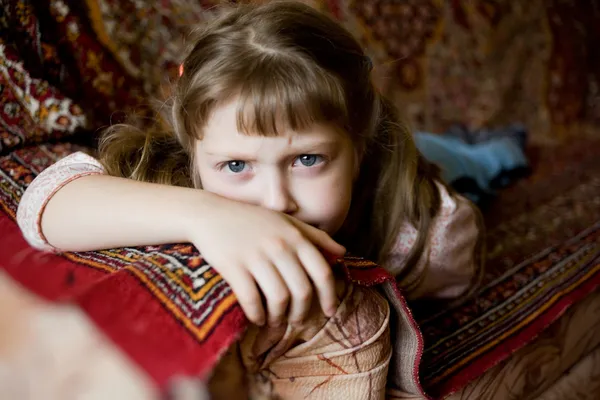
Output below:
[201,97,347,150]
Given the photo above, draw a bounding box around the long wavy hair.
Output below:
[98,1,443,286]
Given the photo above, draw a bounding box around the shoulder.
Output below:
[51,151,104,170]
[388,181,484,299]
[391,182,480,259]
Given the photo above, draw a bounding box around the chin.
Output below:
[305,216,346,236]
[320,222,343,236]
[309,222,325,232]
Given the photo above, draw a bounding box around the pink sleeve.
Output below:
[16,152,106,252]
[388,183,484,300]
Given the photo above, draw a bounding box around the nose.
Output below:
[262,175,298,214]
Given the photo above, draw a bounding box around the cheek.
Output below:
[317,195,351,222]
[300,171,354,232]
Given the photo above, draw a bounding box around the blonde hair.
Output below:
[99,1,442,284]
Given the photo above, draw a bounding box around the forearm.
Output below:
[41,175,206,252]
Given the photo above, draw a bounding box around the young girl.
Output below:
[17,1,486,397]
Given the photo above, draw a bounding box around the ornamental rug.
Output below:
[1,139,599,397]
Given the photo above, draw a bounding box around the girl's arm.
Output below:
[17,153,345,327]
[17,151,219,252]
[40,174,213,252]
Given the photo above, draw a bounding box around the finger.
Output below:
[267,243,314,325]
[292,220,346,257]
[296,241,338,318]
[249,259,290,327]
[220,268,265,326]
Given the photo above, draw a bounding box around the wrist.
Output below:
[177,188,218,243]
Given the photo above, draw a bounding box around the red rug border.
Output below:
[4,209,600,396]
[0,211,246,389]
[435,265,600,398]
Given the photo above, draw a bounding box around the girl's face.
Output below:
[194,97,356,235]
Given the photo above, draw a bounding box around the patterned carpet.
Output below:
[412,136,600,395]
[2,126,599,399]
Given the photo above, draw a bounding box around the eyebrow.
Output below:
[204,152,258,161]
[203,139,341,159]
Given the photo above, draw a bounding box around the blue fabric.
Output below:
[414,132,529,204]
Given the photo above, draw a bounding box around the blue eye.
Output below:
[297,154,321,167]
[226,160,246,173]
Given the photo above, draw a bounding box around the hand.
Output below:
[186,194,346,327]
